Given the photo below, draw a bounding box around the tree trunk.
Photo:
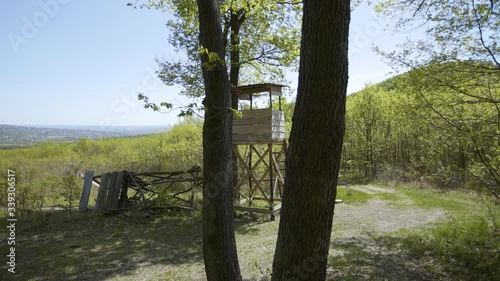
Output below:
[229,9,245,199]
[196,0,242,280]
[229,9,244,102]
[271,1,350,280]
[366,123,374,178]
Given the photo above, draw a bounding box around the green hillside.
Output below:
[342,62,499,199]
[0,119,203,214]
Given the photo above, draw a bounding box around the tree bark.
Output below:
[229,8,245,94]
[196,0,242,280]
[271,1,350,280]
[229,9,245,199]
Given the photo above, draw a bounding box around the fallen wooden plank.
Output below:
[253,196,282,202]
[95,173,110,211]
[109,171,125,210]
[148,205,194,212]
[273,203,282,212]
[79,173,100,188]
[78,171,94,212]
[233,205,274,214]
[108,173,118,205]
[105,172,118,211]
[238,197,252,205]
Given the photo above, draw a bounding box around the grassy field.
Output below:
[2,184,499,281]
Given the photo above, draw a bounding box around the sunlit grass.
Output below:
[391,210,500,280]
[337,186,374,205]
[331,182,500,280]
[374,191,404,205]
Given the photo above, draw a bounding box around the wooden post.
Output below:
[190,170,197,209]
[79,171,94,212]
[248,145,253,206]
[269,144,275,221]
[269,91,273,108]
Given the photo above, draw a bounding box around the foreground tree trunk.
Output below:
[229,9,245,199]
[196,0,242,280]
[272,1,350,280]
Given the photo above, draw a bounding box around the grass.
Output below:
[331,183,500,281]
[7,211,206,281]
[391,184,488,218]
[389,212,500,281]
[393,185,500,280]
[374,192,406,207]
[2,209,280,281]
[2,183,499,281]
[337,186,374,204]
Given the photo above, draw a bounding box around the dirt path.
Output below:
[326,185,448,280]
[347,185,396,194]
[333,199,445,237]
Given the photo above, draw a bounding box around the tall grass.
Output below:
[396,213,499,280]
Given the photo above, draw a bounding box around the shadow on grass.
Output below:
[7,210,277,281]
[328,233,443,281]
[10,211,204,281]
[329,228,499,281]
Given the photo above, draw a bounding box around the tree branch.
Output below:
[472,0,500,67]
[412,0,428,17]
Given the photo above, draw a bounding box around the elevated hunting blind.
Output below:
[232,83,288,220]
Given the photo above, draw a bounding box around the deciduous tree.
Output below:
[132,0,301,113]
[272,1,351,280]
[195,0,242,280]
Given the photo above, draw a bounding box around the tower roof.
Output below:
[232,83,288,100]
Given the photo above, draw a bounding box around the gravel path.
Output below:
[326,186,448,280]
[347,185,396,194]
[333,199,446,238]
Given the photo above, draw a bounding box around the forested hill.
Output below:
[0,124,170,146]
[342,61,499,198]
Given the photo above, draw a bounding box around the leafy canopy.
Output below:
[375,0,499,69]
[130,0,301,115]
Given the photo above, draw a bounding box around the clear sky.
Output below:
[0,0,407,128]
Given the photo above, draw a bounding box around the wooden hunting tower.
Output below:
[232,83,288,220]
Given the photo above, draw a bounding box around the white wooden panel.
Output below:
[232,133,286,142]
[232,108,286,143]
[238,109,284,120]
[233,125,285,135]
[233,117,285,126]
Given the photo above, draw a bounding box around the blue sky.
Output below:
[0,0,407,128]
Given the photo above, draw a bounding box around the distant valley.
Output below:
[0,124,171,147]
